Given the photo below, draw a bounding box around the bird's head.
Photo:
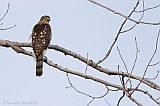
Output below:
[38,15,50,24]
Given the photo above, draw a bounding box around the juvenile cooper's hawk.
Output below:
[31,15,52,77]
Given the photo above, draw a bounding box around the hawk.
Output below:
[31,15,52,77]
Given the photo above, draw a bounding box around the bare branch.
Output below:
[0,3,10,22]
[149,61,160,66]
[2,42,123,90]
[135,4,160,13]
[85,53,89,73]
[117,47,129,73]
[66,73,95,98]
[0,3,16,30]
[1,39,159,105]
[131,37,140,74]
[66,73,109,106]
[0,39,159,91]
[96,0,141,65]
[88,0,160,25]
[142,25,160,77]
[117,92,125,106]
[103,97,111,106]
[125,90,142,106]
[86,98,94,106]
[145,70,159,81]
[117,66,142,106]
[130,25,160,95]
[128,88,160,105]
[117,65,125,106]
[121,0,145,33]
[0,25,16,30]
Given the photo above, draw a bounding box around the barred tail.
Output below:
[36,54,43,77]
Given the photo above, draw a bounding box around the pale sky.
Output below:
[0,0,160,106]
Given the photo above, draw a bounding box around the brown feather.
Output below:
[36,53,43,76]
[31,15,51,77]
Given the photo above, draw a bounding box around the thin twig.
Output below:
[117,47,129,73]
[85,53,89,73]
[0,3,10,22]
[103,97,111,106]
[0,3,16,30]
[88,0,160,25]
[0,25,16,30]
[149,61,160,66]
[125,37,140,88]
[131,37,140,74]
[135,4,160,13]
[96,0,141,65]
[130,25,160,95]
[117,65,125,106]
[86,98,94,106]
[121,0,145,33]
[145,70,159,80]
[66,73,109,98]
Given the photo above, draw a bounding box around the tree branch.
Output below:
[0,39,159,92]
[88,0,160,25]
[0,3,16,30]
[95,0,141,64]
